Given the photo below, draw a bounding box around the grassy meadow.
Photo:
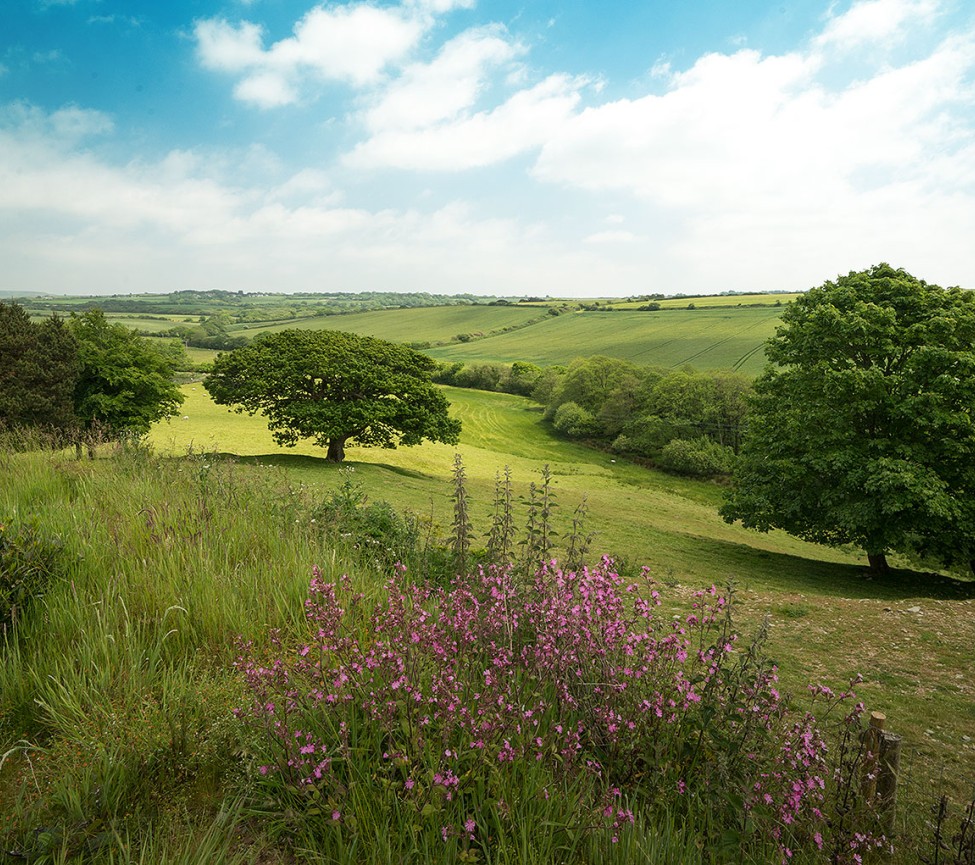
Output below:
[605,294,801,310]
[24,292,789,375]
[152,384,975,796]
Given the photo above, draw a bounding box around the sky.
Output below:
[1,0,974,297]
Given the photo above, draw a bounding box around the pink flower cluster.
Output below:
[234,559,858,857]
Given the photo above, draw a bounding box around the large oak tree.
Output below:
[203,329,461,462]
[721,264,975,575]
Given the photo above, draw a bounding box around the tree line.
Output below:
[435,357,751,479]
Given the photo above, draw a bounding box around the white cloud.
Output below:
[7,0,975,298]
[234,71,298,108]
[195,3,436,107]
[361,26,523,133]
[1,102,114,143]
[585,230,638,244]
[347,73,587,170]
[195,19,265,72]
[405,0,476,13]
[815,0,940,52]
[532,28,975,217]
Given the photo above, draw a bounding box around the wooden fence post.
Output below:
[877,730,902,833]
[862,711,886,804]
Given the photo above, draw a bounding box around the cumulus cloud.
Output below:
[347,73,588,170]
[361,26,523,134]
[195,2,442,107]
[531,0,975,264]
[1,102,115,143]
[7,0,975,296]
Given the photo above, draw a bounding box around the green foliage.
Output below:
[547,355,643,417]
[532,358,751,475]
[0,517,64,632]
[722,264,975,572]
[656,437,736,479]
[311,469,422,573]
[432,360,544,399]
[204,329,461,462]
[0,303,79,437]
[551,401,599,438]
[69,310,184,438]
[640,369,751,452]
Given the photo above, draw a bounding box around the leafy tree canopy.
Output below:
[203,329,462,462]
[68,310,184,437]
[721,264,975,574]
[0,303,78,435]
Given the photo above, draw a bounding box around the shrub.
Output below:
[552,401,599,438]
[311,470,421,573]
[0,517,64,633]
[657,437,736,478]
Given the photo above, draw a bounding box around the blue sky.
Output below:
[1,0,973,296]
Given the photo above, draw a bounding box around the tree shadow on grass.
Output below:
[677,533,975,602]
[213,452,434,482]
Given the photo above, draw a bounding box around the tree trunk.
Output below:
[325,437,346,463]
[867,552,889,574]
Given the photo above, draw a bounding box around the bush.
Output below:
[657,437,736,478]
[311,471,421,573]
[552,401,599,438]
[0,517,64,632]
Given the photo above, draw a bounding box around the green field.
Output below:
[606,293,802,310]
[22,292,787,375]
[4,377,973,863]
[179,308,785,376]
[424,308,782,373]
[151,383,975,799]
[157,384,855,587]
[656,293,801,308]
[231,304,545,342]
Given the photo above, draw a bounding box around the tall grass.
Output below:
[2,443,972,863]
[0,445,382,861]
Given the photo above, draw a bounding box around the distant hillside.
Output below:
[234,304,548,344]
[20,290,791,375]
[424,307,782,375]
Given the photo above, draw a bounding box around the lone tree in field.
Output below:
[721,264,975,575]
[203,330,462,462]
